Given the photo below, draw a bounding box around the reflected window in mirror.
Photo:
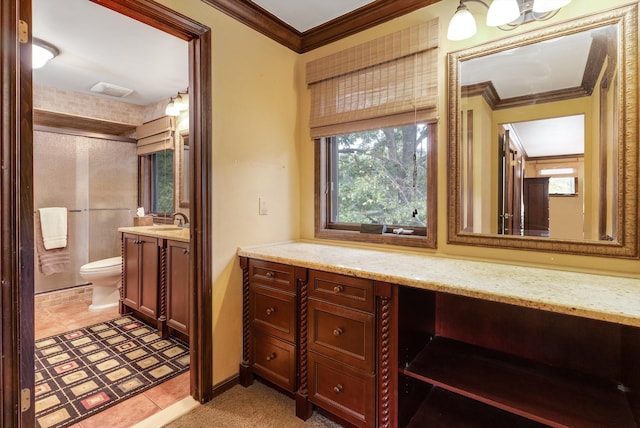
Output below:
[316,123,437,248]
[139,150,174,216]
[447,5,638,257]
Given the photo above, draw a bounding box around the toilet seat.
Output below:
[80,256,122,275]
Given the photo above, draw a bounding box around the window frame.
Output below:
[315,122,437,249]
[138,149,175,223]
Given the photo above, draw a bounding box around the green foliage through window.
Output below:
[329,124,429,230]
[151,150,174,213]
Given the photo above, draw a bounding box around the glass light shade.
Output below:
[175,93,189,111]
[532,0,571,13]
[486,0,521,27]
[32,43,56,69]
[447,6,477,41]
[165,100,180,116]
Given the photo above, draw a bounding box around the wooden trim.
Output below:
[212,374,240,398]
[200,0,441,53]
[464,110,474,232]
[33,109,137,136]
[201,0,301,52]
[2,0,35,425]
[89,0,214,403]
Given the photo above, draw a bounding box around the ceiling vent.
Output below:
[90,81,134,98]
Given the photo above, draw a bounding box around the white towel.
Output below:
[39,207,68,250]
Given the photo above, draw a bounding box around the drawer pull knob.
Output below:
[266,307,276,316]
[333,327,343,336]
[265,271,274,279]
[333,285,343,294]
[333,384,343,394]
[266,352,276,361]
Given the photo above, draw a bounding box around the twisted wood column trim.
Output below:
[378,295,392,428]
[297,277,309,396]
[241,261,251,368]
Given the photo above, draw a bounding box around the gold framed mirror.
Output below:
[447,4,638,258]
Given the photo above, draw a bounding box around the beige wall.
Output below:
[156,0,638,387]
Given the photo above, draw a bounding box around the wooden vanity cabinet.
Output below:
[121,232,159,321]
[165,239,190,338]
[240,258,301,393]
[307,270,376,427]
[121,232,191,341]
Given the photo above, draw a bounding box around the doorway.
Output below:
[0,0,212,425]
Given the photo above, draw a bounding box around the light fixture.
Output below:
[447,0,572,41]
[174,90,189,111]
[165,97,180,116]
[165,89,189,116]
[32,38,59,69]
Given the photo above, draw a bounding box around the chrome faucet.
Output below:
[172,212,189,227]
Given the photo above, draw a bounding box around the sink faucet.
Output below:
[172,212,189,227]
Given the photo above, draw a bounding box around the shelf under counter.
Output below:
[401,336,636,428]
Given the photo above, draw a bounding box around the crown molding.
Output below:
[201,0,441,53]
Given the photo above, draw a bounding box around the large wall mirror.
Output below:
[447,5,638,258]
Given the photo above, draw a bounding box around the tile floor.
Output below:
[34,298,191,428]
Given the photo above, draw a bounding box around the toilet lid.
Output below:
[80,256,122,273]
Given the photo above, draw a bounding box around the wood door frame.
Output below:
[0,0,212,424]
[89,0,213,403]
[2,0,35,426]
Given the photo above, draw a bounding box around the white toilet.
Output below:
[79,256,122,312]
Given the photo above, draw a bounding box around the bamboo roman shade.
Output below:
[136,116,175,155]
[306,19,439,138]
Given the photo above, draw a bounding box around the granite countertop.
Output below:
[238,241,640,328]
[119,225,190,243]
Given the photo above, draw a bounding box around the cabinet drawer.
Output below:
[309,352,375,428]
[308,299,374,372]
[252,333,296,393]
[250,285,296,342]
[309,270,374,312]
[249,259,296,293]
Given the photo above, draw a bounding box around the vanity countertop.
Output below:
[119,225,190,243]
[238,241,640,328]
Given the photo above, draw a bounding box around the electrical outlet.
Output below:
[259,197,268,215]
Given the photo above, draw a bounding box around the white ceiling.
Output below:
[31,0,370,106]
[251,0,375,32]
[32,0,189,106]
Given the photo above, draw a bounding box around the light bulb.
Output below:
[447,4,477,41]
[165,99,179,116]
[486,0,521,27]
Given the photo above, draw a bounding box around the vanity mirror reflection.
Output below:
[447,5,638,257]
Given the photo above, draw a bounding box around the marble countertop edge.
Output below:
[238,241,640,328]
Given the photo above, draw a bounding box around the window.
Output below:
[139,150,174,216]
[317,122,437,248]
[308,20,439,248]
[136,116,176,219]
[549,176,578,196]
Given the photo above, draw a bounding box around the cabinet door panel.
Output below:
[309,352,375,428]
[252,334,296,392]
[251,285,295,342]
[138,235,158,318]
[166,240,190,335]
[122,233,140,309]
[308,299,374,372]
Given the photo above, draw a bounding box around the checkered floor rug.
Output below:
[34,316,190,428]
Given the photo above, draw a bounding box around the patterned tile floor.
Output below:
[35,300,190,428]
